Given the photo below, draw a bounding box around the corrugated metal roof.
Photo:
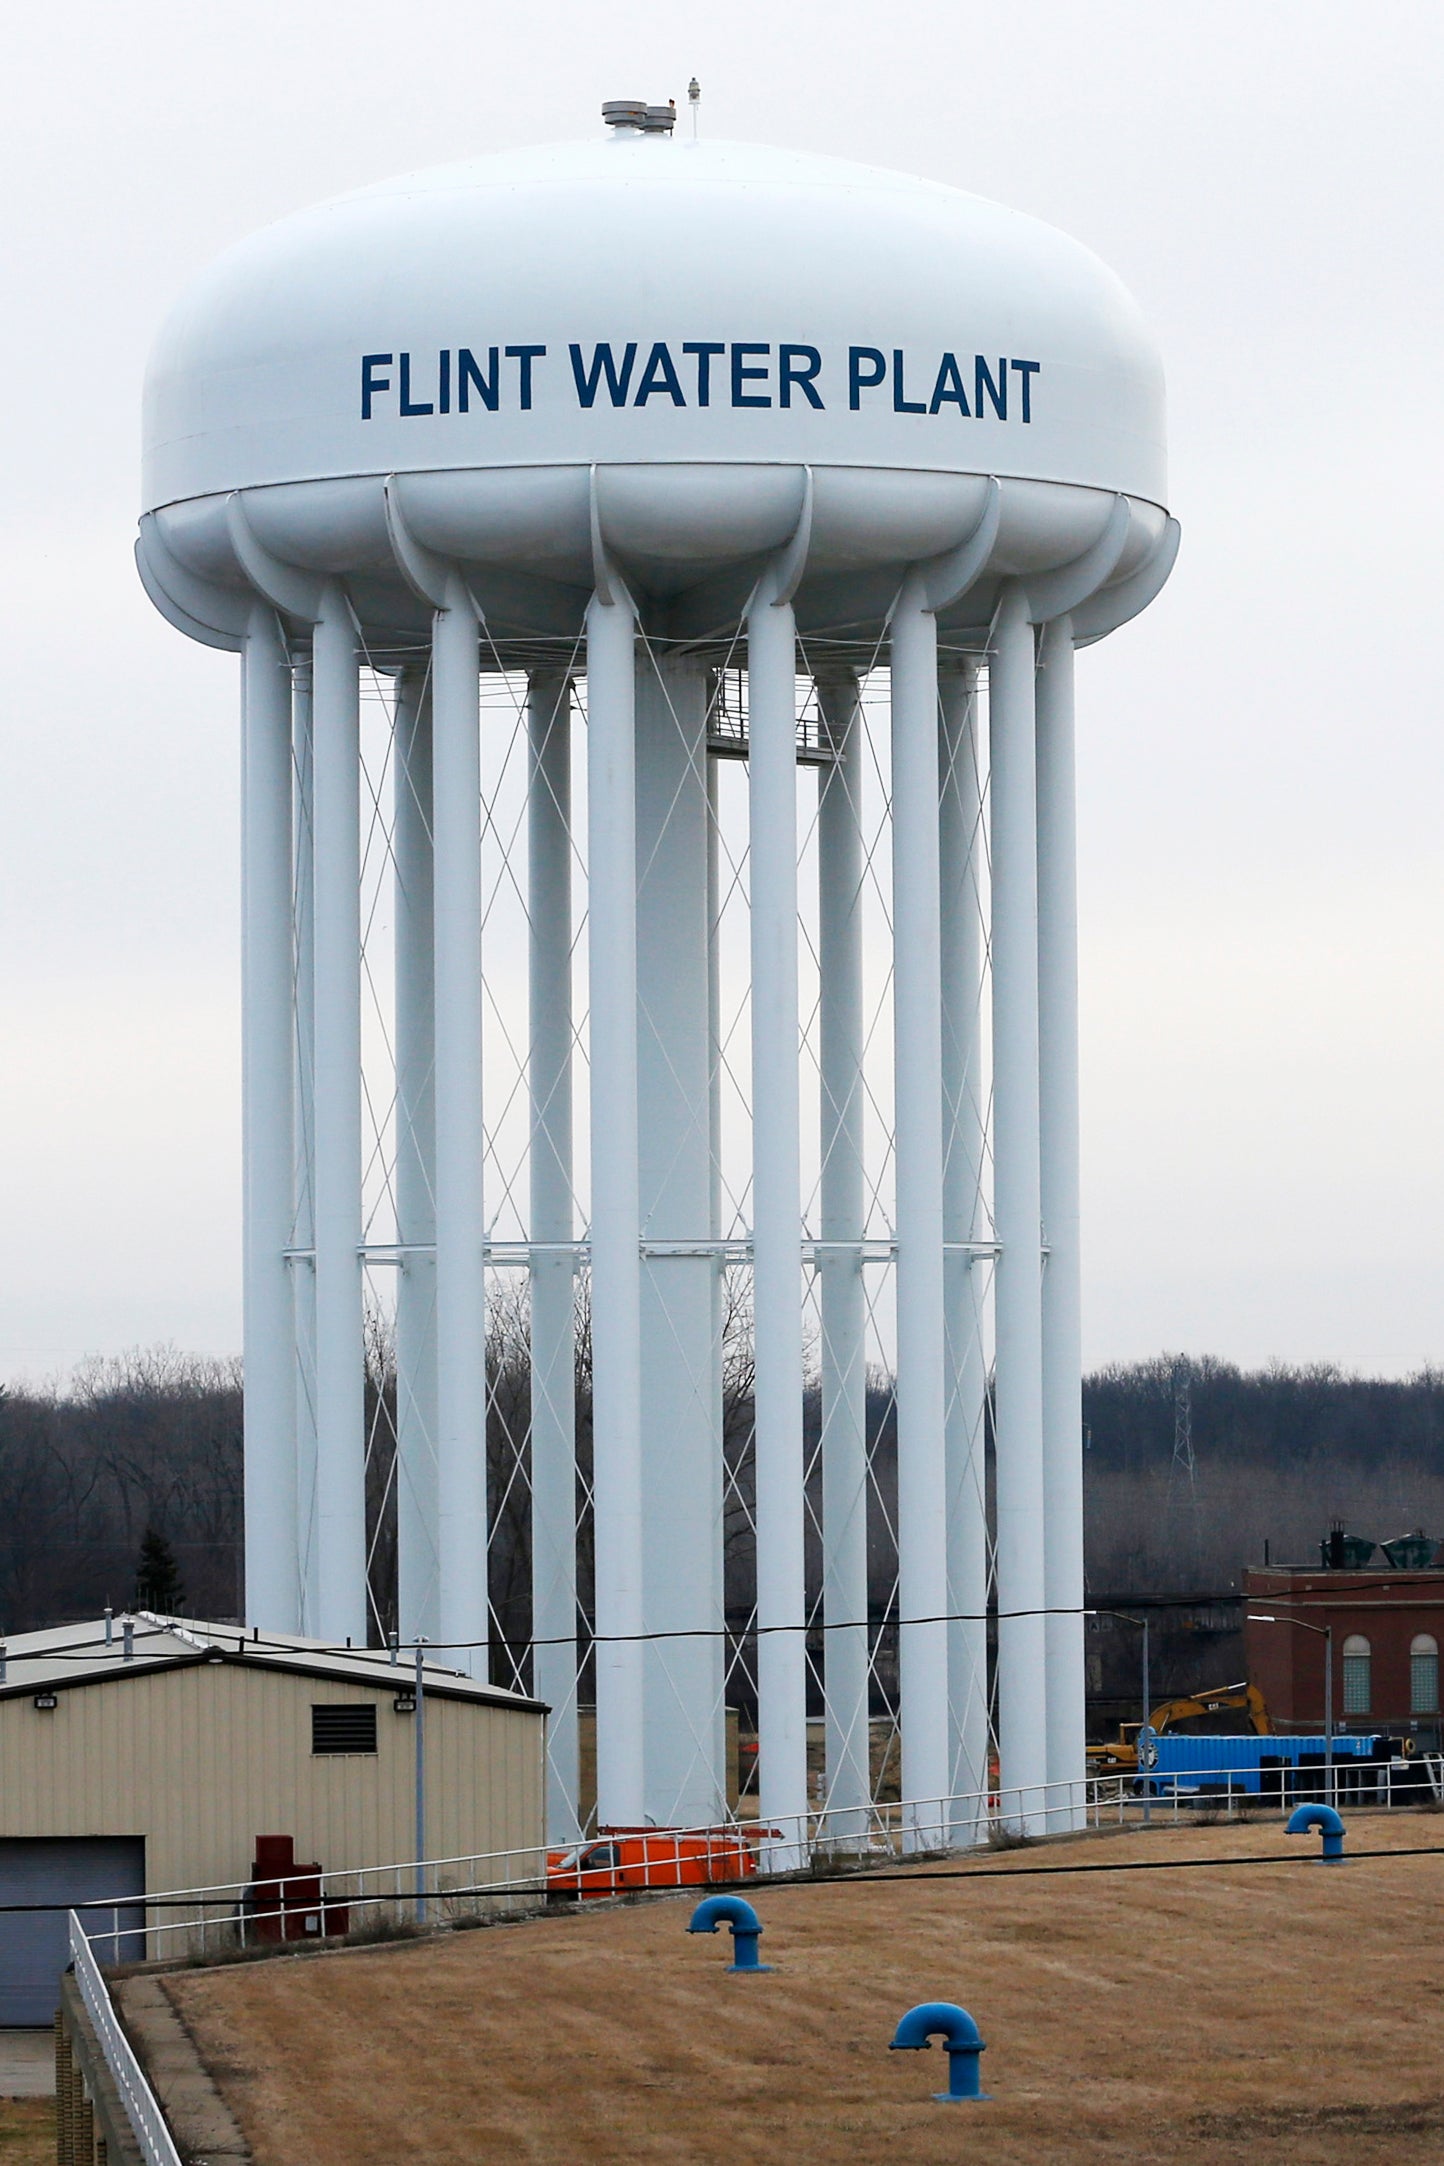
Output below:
[0,1615,545,1713]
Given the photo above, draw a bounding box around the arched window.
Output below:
[1342,1633,1372,1716]
[1411,1633,1439,1715]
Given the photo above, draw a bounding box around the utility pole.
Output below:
[1140,1614,1152,1827]
[414,1639,427,1925]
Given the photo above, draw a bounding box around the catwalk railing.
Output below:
[68,1910,184,2166]
[72,1751,1444,1967]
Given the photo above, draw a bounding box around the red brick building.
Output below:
[1244,1554,1444,1744]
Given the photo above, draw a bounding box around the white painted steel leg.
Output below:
[394,666,439,1643]
[636,654,725,1825]
[707,746,723,1259]
[707,744,728,1797]
[939,660,990,1840]
[586,588,645,1827]
[241,603,299,1631]
[528,666,580,1842]
[890,585,951,1848]
[1036,615,1087,1828]
[815,669,870,1843]
[311,592,367,1643]
[747,577,808,1866]
[988,587,1048,1832]
[291,659,319,1629]
[431,586,489,1669]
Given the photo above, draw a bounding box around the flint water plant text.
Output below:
[359,343,1042,422]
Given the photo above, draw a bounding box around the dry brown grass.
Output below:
[0,2100,53,2164]
[159,1812,1444,2164]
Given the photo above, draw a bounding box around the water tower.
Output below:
[138,103,1176,1851]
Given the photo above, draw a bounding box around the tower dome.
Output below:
[140,133,1170,653]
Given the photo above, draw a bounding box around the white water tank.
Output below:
[140,131,1168,649]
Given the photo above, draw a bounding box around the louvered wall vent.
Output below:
[311,1703,378,1756]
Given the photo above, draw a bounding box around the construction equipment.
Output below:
[1087,1682,1272,1775]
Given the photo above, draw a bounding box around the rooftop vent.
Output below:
[1321,1524,1377,1570]
[1382,1530,1438,1571]
[603,98,676,135]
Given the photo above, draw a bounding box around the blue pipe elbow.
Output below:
[1287,1802,1345,1861]
[686,1894,770,1971]
[889,2002,989,2102]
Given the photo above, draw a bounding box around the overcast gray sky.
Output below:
[1,1,1440,1384]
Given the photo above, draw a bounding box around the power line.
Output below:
[50,1838,1444,1921]
[2,1586,1326,1665]
[775,1841,1444,1888]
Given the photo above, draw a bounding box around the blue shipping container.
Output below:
[1142,1732,1386,1795]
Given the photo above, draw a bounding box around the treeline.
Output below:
[1083,1355,1444,1595]
[4,1340,1444,1667]
[0,1347,243,1629]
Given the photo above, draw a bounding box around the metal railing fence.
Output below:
[68,1911,183,2166]
[71,1750,1444,1964]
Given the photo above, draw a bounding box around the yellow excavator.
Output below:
[1087,1683,1272,1776]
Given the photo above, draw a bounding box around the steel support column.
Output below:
[291,657,319,1630]
[890,586,951,1844]
[989,586,1049,1832]
[586,587,645,1827]
[815,667,870,1842]
[706,741,728,1798]
[311,591,367,1642]
[395,665,439,1643]
[939,658,990,1836]
[636,654,725,1824]
[746,577,808,1864]
[1036,614,1086,1825]
[431,585,488,1668]
[527,666,580,1840]
[241,602,299,1630]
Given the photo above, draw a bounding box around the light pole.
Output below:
[1251,1611,1333,1806]
[1092,1610,1152,1824]
[414,1638,428,1924]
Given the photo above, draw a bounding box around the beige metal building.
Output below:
[0,1614,545,2022]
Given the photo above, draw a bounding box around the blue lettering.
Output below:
[570,342,638,407]
[848,346,887,410]
[682,341,725,406]
[731,342,770,407]
[458,347,499,412]
[365,338,1028,426]
[892,349,926,415]
[633,341,686,407]
[398,353,433,417]
[975,356,1007,420]
[929,353,970,416]
[507,344,546,410]
[778,345,823,410]
[361,353,392,420]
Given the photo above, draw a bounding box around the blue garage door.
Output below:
[0,1839,145,2025]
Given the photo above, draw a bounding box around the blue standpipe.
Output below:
[889,2002,989,2102]
[1286,1801,1345,1861]
[686,1894,771,1972]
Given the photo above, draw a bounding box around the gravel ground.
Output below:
[158,1810,1444,2164]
